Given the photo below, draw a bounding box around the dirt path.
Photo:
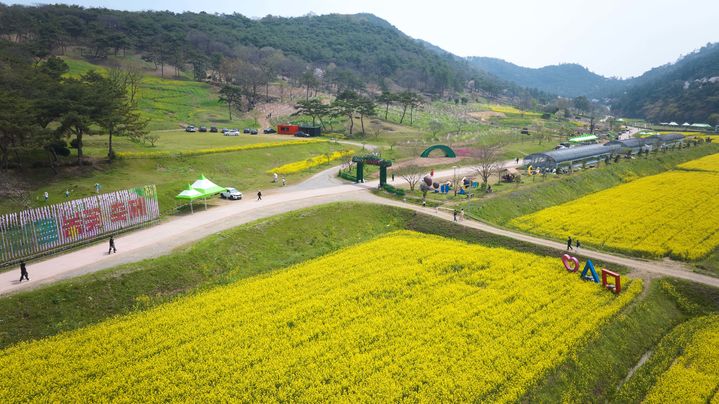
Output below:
[2,163,717,296]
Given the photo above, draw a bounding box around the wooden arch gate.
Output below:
[420,145,457,158]
[352,154,393,186]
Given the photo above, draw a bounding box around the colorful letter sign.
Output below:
[0,185,159,263]
[560,255,619,293]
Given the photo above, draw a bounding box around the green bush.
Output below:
[339,171,356,181]
[382,184,405,196]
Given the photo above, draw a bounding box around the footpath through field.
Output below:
[2,163,718,296]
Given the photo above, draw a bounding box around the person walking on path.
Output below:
[257,191,262,200]
[282,177,286,187]
[460,208,465,221]
[566,236,574,251]
[391,172,395,182]
[273,173,278,183]
[108,236,117,254]
[453,210,458,222]
[575,239,581,252]
[19,261,29,282]
[431,169,435,177]
[516,157,519,164]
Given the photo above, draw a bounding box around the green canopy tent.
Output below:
[176,175,228,213]
[190,175,226,196]
[176,185,204,213]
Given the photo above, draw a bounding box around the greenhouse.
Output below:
[523,144,621,170]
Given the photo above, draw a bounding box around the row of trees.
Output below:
[288,89,430,135]
[292,91,376,135]
[0,45,146,170]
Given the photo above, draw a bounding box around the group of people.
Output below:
[566,236,581,251]
[272,173,286,187]
[17,235,118,283]
[453,208,465,222]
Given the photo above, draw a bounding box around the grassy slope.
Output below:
[63,57,251,131]
[466,145,719,225]
[1,141,353,215]
[2,56,351,214]
[524,280,687,402]
[614,281,719,403]
[81,130,286,157]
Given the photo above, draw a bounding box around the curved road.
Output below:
[1,164,718,296]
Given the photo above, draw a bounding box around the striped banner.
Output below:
[0,185,160,264]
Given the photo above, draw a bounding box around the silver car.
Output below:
[220,187,242,200]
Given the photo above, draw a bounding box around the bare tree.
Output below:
[471,145,502,185]
[397,164,424,191]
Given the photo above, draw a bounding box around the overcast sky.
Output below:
[8,0,719,78]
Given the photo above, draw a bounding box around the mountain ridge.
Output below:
[466,56,627,98]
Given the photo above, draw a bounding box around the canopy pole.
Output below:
[204,198,207,210]
[190,200,194,214]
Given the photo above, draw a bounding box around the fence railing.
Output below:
[0,185,159,265]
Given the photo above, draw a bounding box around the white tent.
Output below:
[691,123,712,129]
[682,122,692,126]
[668,122,679,126]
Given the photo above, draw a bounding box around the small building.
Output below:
[299,124,322,137]
[606,138,655,154]
[606,134,685,154]
[654,133,685,146]
[277,124,300,135]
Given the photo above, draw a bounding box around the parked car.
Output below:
[294,131,310,138]
[221,128,229,134]
[243,128,251,133]
[220,187,242,200]
[199,126,207,132]
[185,125,196,133]
[224,130,240,136]
[263,127,276,134]
[250,129,258,135]
[210,126,218,133]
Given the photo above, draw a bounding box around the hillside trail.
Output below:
[1,163,717,296]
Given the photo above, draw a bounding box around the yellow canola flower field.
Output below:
[116,139,326,159]
[510,171,719,260]
[483,104,541,116]
[678,152,719,172]
[644,315,719,404]
[267,149,354,174]
[0,231,639,402]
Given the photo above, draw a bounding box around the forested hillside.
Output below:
[612,42,719,125]
[0,4,530,99]
[466,57,626,98]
